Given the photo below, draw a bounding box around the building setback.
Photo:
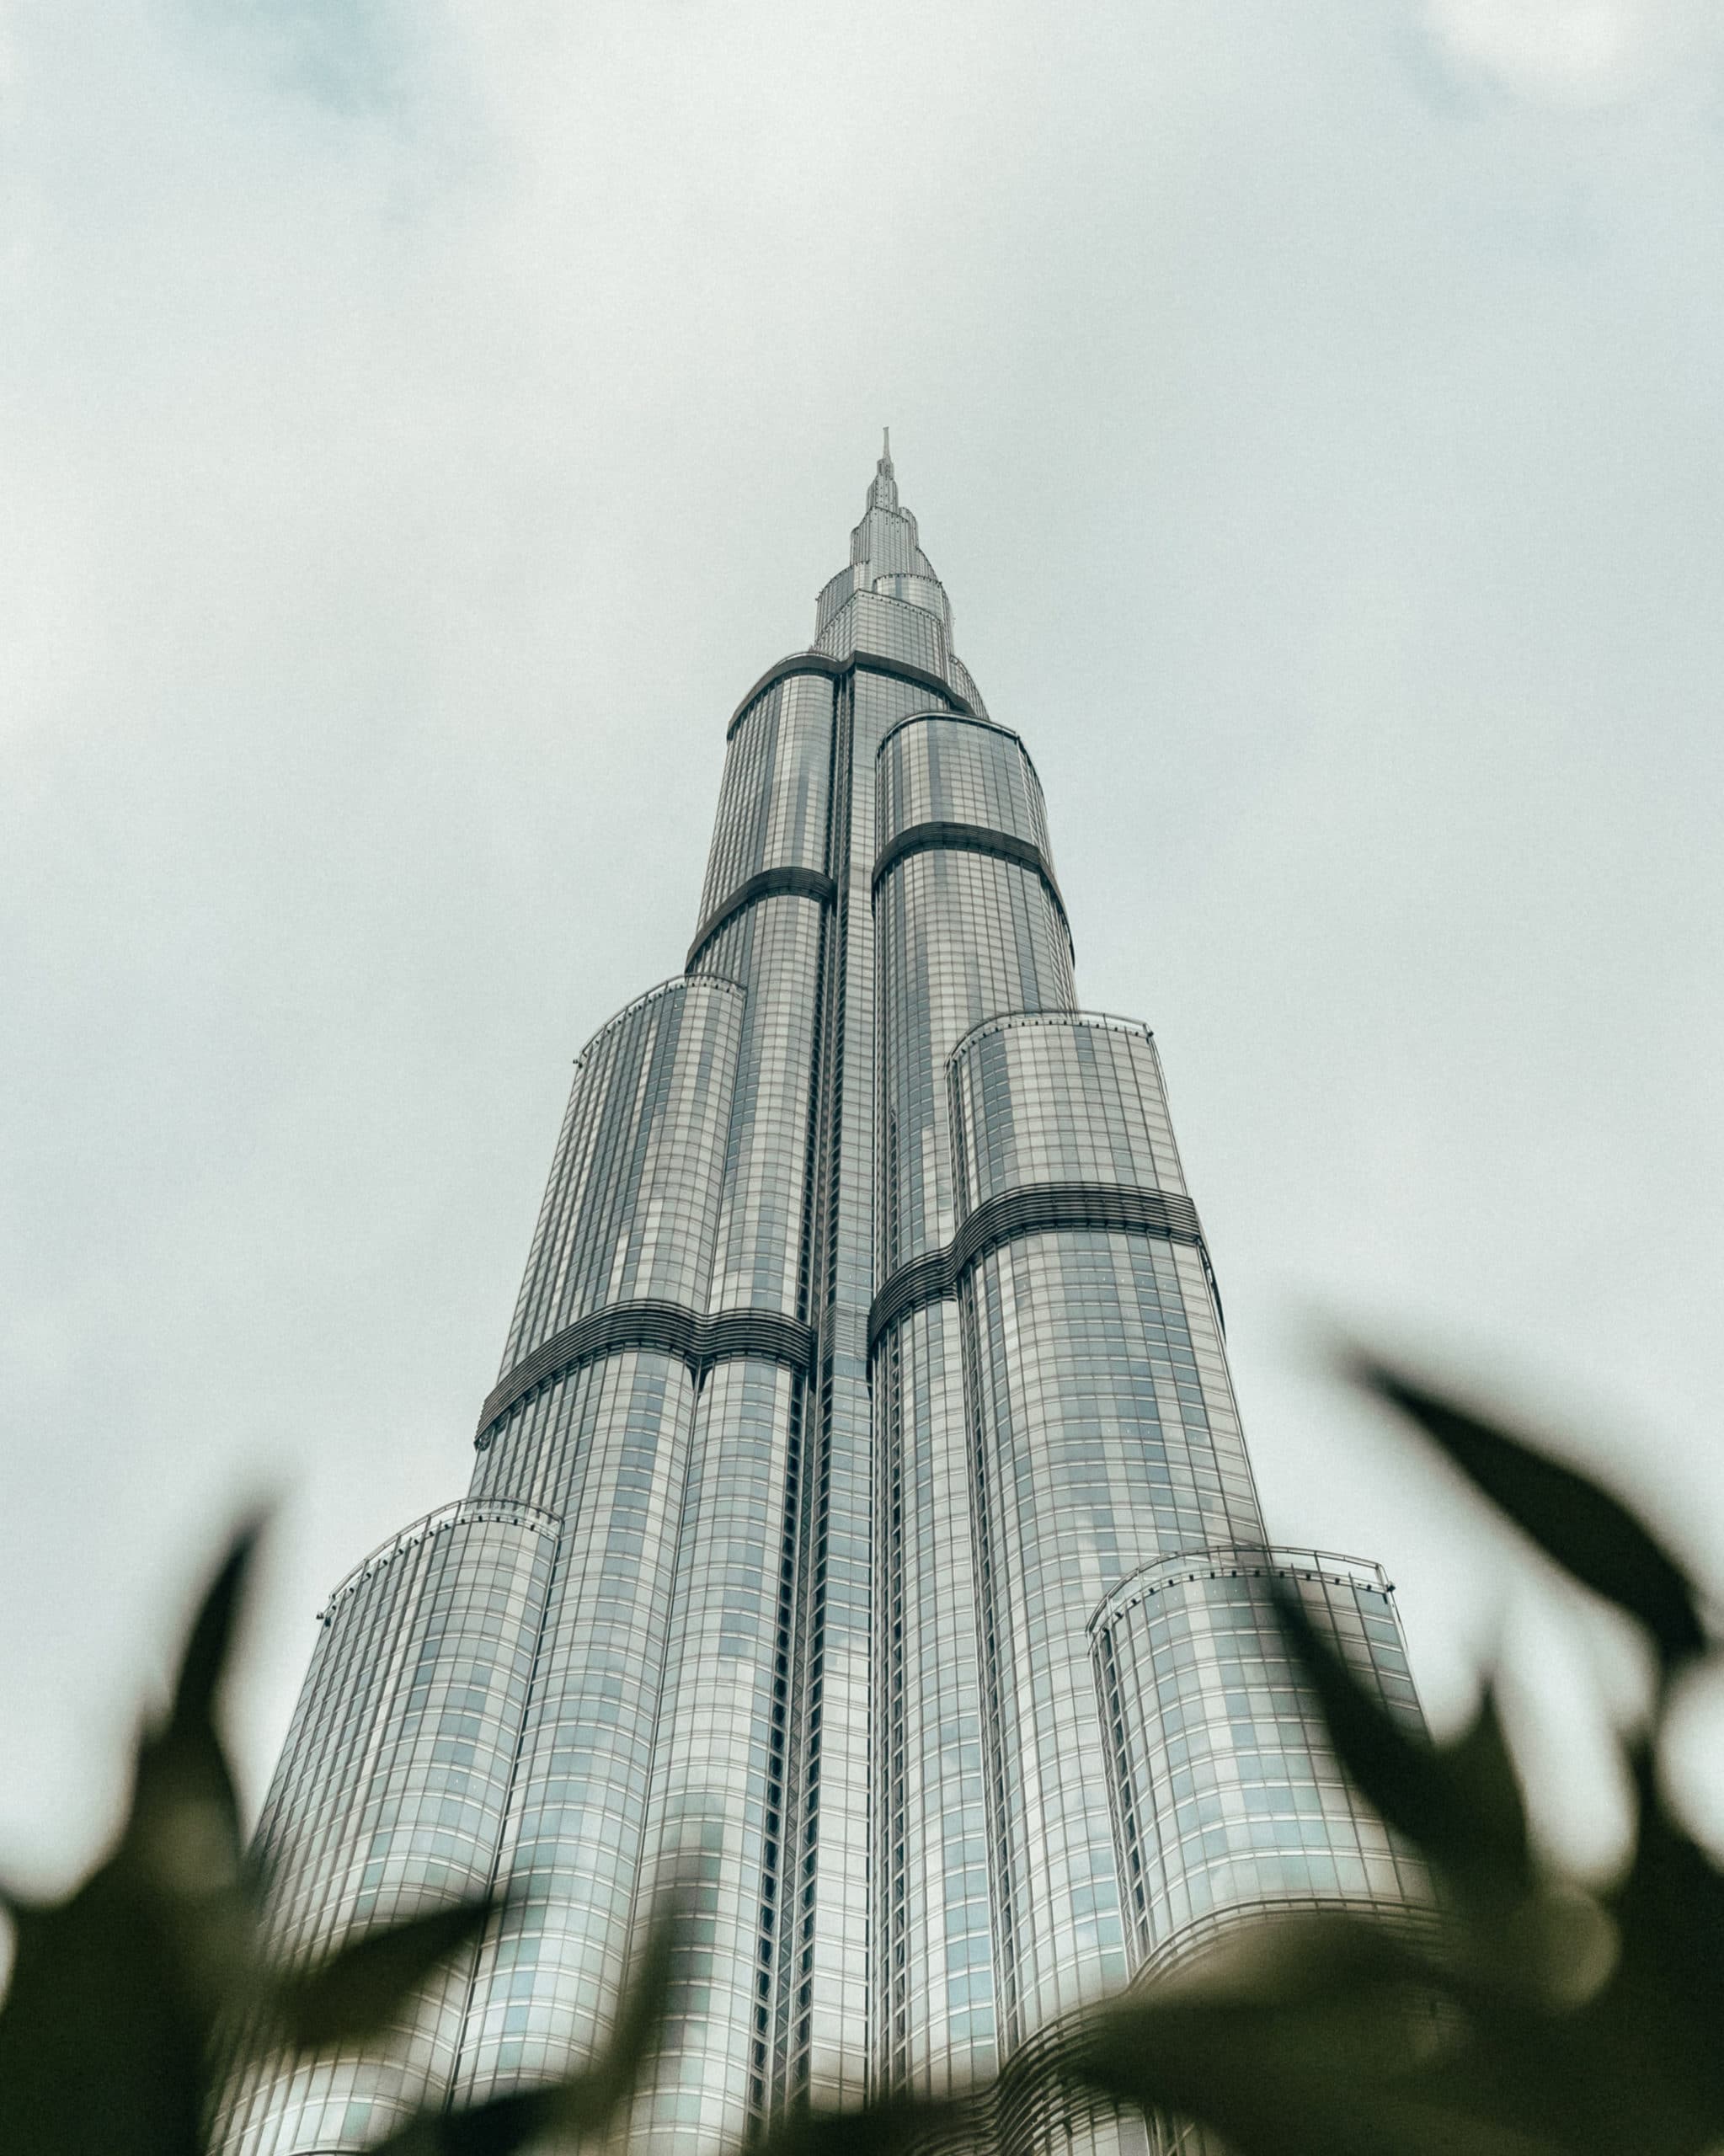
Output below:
[222,446,1426,2156]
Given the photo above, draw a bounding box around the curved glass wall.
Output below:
[1090,1547,1428,1982]
[460,1354,697,2101]
[219,1502,560,2156]
[700,675,835,920]
[876,714,1051,860]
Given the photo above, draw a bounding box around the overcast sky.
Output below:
[4,0,1723,1897]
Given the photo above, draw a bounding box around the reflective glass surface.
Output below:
[229,447,1427,2156]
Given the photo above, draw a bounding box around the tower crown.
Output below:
[816,432,954,644]
[866,426,898,510]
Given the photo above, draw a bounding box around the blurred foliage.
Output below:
[2,1355,1720,2155]
[0,1528,674,2156]
[1056,1352,1723,2156]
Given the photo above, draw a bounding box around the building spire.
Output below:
[867,427,899,513]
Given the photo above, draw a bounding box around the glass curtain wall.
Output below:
[224,445,1423,2156]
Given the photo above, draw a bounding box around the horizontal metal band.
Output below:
[871,819,1070,937]
[323,1499,563,1620]
[867,1180,1210,1357]
[477,1300,817,1445]
[726,649,975,740]
[875,705,1034,765]
[1088,1544,1393,1643]
[686,865,837,971]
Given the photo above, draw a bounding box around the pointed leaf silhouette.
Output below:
[1351,1357,1705,1673]
[272,1897,498,2051]
[1275,1586,1533,1911]
[1069,1949,1561,2156]
[366,1891,682,2155]
[754,2089,974,2156]
[0,1525,264,2156]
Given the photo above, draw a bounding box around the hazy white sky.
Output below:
[3,0,1722,1894]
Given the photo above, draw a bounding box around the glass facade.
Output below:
[225,443,1425,2156]
[1091,1549,1427,1981]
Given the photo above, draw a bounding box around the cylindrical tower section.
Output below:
[873,1297,995,2092]
[874,715,1073,1274]
[876,712,1051,872]
[696,673,833,930]
[632,1355,808,2151]
[218,1502,561,2156]
[870,718,1075,2100]
[457,1354,700,2102]
[672,674,840,2132]
[690,670,833,1321]
[815,591,950,678]
[950,1011,1187,1212]
[1088,1547,1428,1984]
[951,1017,1264,2059]
[500,979,745,1365]
[455,977,746,2105]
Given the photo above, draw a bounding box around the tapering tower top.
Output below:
[868,427,897,510]
[817,432,957,654]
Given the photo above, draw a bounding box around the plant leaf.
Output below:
[1275,1587,1534,1913]
[0,1526,264,2156]
[366,1892,682,2154]
[753,2089,974,2156]
[1587,1742,1724,2135]
[1350,1355,1705,1673]
[1066,1957,1561,2156]
[272,1898,498,2051]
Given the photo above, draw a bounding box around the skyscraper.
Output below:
[222,445,1424,2156]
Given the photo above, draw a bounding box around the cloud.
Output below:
[180,0,418,112]
[3,0,1722,1891]
[1422,0,1705,102]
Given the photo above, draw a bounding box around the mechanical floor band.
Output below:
[686,865,839,972]
[726,648,977,739]
[476,1300,818,1446]
[867,1179,1210,1357]
[870,819,1070,943]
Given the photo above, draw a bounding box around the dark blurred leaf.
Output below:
[1352,1356,1706,1673]
[1068,1946,1561,2156]
[755,2089,974,2156]
[363,2084,563,2156]
[273,1897,497,2051]
[164,1529,256,1755]
[0,1872,205,2156]
[367,1892,682,2155]
[1585,1742,1724,2135]
[0,1526,263,2156]
[1276,1587,1534,1912]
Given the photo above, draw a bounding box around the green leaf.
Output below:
[361,2085,563,2156]
[272,1897,498,2051]
[1065,1941,1561,2156]
[0,1526,265,2156]
[753,2089,974,2156]
[1275,1587,1534,1912]
[1350,1355,1706,1673]
[366,1892,683,2155]
[1587,1742,1724,2136]
[164,1527,259,1752]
